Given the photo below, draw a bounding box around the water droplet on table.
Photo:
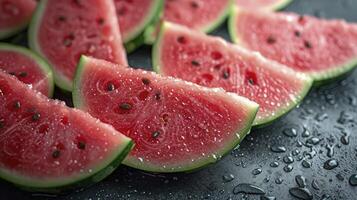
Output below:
[323,159,339,170]
[289,187,313,200]
[233,183,265,195]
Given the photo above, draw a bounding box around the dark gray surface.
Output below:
[1,0,357,199]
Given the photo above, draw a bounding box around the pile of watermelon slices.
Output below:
[0,0,357,193]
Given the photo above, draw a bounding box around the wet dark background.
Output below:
[1,0,357,199]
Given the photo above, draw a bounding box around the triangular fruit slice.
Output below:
[114,0,163,52]
[235,0,292,10]
[0,70,133,192]
[29,0,128,91]
[0,0,37,39]
[153,22,312,126]
[229,8,357,84]
[0,43,54,97]
[146,0,232,44]
[73,56,258,173]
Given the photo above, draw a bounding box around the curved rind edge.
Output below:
[0,43,54,97]
[201,0,234,33]
[124,0,164,52]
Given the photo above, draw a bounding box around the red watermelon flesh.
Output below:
[153,22,312,126]
[73,56,258,172]
[115,0,162,43]
[29,0,128,91]
[164,0,231,32]
[0,70,133,192]
[229,9,357,83]
[0,44,53,97]
[235,0,292,10]
[0,0,37,39]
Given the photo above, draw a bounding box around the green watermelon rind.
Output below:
[228,6,357,84]
[73,56,259,173]
[0,22,30,40]
[0,86,134,193]
[124,0,164,53]
[0,139,133,193]
[153,22,313,127]
[144,0,233,45]
[267,0,293,10]
[28,0,73,91]
[194,0,234,35]
[0,43,54,97]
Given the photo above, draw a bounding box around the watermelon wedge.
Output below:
[0,0,37,39]
[115,0,163,52]
[0,70,133,192]
[29,0,128,91]
[146,0,232,44]
[0,43,53,97]
[73,56,258,173]
[153,22,312,126]
[235,0,293,10]
[229,8,357,84]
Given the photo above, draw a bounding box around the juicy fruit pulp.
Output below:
[235,0,292,10]
[73,56,258,173]
[29,0,128,91]
[115,0,163,51]
[153,22,312,126]
[0,43,53,97]
[0,70,133,192]
[163,0,231,32]
[229,9,357,83]
[0,0,37,39]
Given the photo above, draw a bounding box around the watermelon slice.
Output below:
[0,43,53,97]
[29,0,128,91]
[0,70,133,192]
[0,0,37,39]
[73,56,258,173]
[146,0,232,44]
[115,0,163,52]
[153,22,312,126]
[235,0,293,10]
[229,8,357,84]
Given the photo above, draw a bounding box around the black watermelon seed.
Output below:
[142,78,150,85]
[9,72,15,76]
[97,18,105,25]
[248,78,255,85]
[177,36,187,44]
[222,71,230,79]
[52,150,61,158]
[190,1,199,8]
[107,82,115,91]
[155,92,161,100]
[304,40,312,49]
[294,31,301,37]
[77,141,86,150]
[32,113,41,121]
[119,103,132,110]
[267,36,276,44]
[13,101,21,109]
[152,131,160,138]
[58,15,66,21]
[19,72,27,77]
[191,60,200,66]
[0,120,4,128]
